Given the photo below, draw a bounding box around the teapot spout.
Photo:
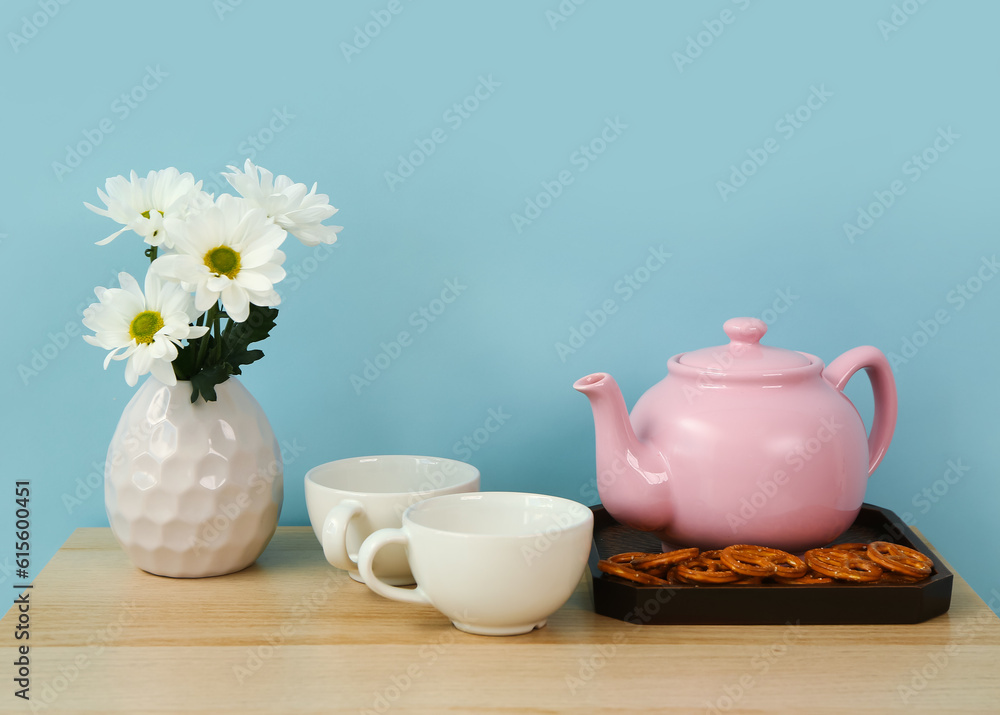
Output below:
[574,373,671,532]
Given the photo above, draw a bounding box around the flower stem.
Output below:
[195,304,218,371]
[212,313,224,363]
[144,246,158,262]
[221,315,234,349]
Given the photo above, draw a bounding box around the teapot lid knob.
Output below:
[678,316,811,371]
[723,317,767,346]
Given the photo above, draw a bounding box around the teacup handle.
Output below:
[321,500,366,571]
[358,528,431,605]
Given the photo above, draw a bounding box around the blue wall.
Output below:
[2,0,997,613]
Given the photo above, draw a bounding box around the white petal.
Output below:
[283,205,335,224]
[152,254,202,285]
[132,346,153,376]
[206,274,230,292]
[95,226,129,246]
[157,285,192,317]
[143,270,162,309]
[149,357,176,386]
[102,346,125,369]
[154,336,179,362]
[221,284,249,322]
[235,270,272,292]
[101,289,143,324]
[247,288,281,308]
[124,355,139,386]
[146,338,169,359]
[279,183,308,207]
[117,273,143,304]
[292,224,341,247]
[253,262,286,284]
[83,201,111,218]
[195,281,219,312]
[162,217,192,252]
[241,244,280,269]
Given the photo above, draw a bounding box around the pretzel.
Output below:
[666,566,688,584]
[630,547,701,572]
[721,545,808,579]
[602,540,931,587]
[804,548,883,582]
[774,571,833,585]
[608,552,656,564]
[866,541,933,579]
[686,551,762,584]
[597,559,671,586]
[664,566,685,584]
[675,555,742,584]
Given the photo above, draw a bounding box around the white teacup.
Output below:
[305,455,480,585]
[358,492,594,636]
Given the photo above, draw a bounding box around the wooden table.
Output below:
[3,527,999,713]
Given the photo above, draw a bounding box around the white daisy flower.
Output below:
[84,168,211,248]
[82,271,209,387]
[223,159,342,247]
[153,194,287,323]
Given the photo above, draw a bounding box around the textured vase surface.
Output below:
[105,376,283,577]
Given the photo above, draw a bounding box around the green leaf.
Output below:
[178,304,278,402]
[226,305,278,349]
[214,305,275,375]
[190,364,230,403]
[230,348,264,367]
[171,338,203,381]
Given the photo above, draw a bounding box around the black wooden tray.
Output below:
[588,503,953,625]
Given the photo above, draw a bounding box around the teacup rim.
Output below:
[304,454,481,496]
[400,491,594,539]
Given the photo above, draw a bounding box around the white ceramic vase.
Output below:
[104,376,283,578]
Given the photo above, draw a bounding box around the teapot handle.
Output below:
[822,346,898,477]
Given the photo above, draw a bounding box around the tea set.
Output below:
[305,318,897,635]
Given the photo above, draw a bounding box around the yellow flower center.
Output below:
[129,310,164,345]
[140,209,165,219]
[204,246,241,279]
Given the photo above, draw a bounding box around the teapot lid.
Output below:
[677,318,812,372]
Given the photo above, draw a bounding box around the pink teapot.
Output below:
[574,317,898,552]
